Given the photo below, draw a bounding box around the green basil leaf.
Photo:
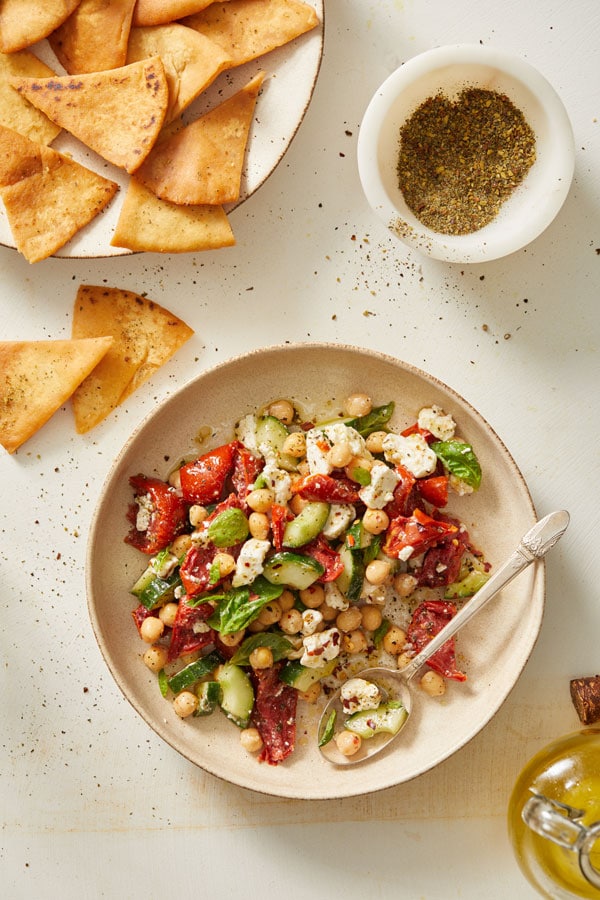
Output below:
[318,709,337,747]
[209,576,283,634]
[207,507,249,547]
[372,617,391,648]
[431,440,482,490]
[230,632,293,667]
[351,402,395,438]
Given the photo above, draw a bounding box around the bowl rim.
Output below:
[357,43,575,263]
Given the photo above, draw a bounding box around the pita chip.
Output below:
[183,0,319,67]
[133,1,226,27]
[127,24,231,122]
[0,50,61,145]
[71,285,194,432]
[111,178,235,253]
[135,71,264,205]
[0,336,113,453]
[48,0,137,74]
[0,0,82,53]
[0,124,118,263]
[10,57,168,173]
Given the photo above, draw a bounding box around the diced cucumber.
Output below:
[279,658,337,692]
[255,415,298,471]
[282,501,330,548]
[167,651,221,695]
[262,551,325,590]
[216,663,254,728]
[444,569,489,599]
[345,520,374,551]
[131,566,182,611]
[195,681,221,716]
[335,543,364,601]
[345,700,407,738]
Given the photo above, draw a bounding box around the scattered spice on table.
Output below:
[396,88,536,234]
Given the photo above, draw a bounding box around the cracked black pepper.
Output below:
[396,88,536,234]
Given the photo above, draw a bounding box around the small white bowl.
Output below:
[357,44,575,263]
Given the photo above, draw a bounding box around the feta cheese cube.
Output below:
[321,503,356,540]
[324,581,349,611]
[340,678,382,715]
[135,493,153,531]
[417,405,456,441]
[358,460,400,509]
[305,423,370,475]
[231,538,271,587]
[382,432,437,478]
[300,627,342,668]
[260,462,292,505]
[301,609,323,635]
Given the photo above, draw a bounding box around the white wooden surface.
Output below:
[2,1,599,897]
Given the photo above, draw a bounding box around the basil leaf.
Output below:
[351,402,395,438]
[372,617,391,648]
[318,709,337,747]
[207,507,249,547]
[209,576,283,634]
[230,632,293,667]
[431,440,482,490]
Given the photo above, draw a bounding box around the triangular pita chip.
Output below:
[0,124,118,263]
[135,71,264,205]
[183,0,319,67]
[48,0,137,74]
[111,177,235,253]
[0,337,113,453]
[0,50,61,145]
[127,24,232,123]
[133,1,225,27]
[10,57,168,173]
[71,285,194,432]
[0,0,82,53]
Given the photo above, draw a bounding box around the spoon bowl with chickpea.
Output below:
[318,510,569,765]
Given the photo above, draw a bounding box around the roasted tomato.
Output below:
[383,507,458,559]
[384,464,418,518]
[231,443,264,501]
[406,600,466,682]
[125,474,188,555]
[270,503,292,551]
[417,474,449,507]
[302,535,344,582]
[251,663,297,765]
[168,599,215,661]
[291,473,361,504]
[179,443,236,505]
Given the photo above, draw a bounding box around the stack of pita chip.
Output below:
[0,0,320,261]
[0,284,194,453]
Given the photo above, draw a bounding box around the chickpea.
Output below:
[158,602,179,628]
[336,606,362,633]
[168,468,181,490]
[360,604,383,632]
[298,681,321,703]
[170,533,192,557]
[267,399,295,424]
[394,572,418,598]
[396,651,413,670]
[299,584,325,609]
[143,644,168,673]
[173,691,198,718]
[247,618,267,633]
[342,629,368,654]
[212,552,236,577]
[335,730,362,756]
[218,629,245,648]
[382,624,407,655]
[420,670,446,697]
[240,727,263,753]
[319,601,339,622]
[279,608,303,635]
[365,430,387,454]
[289,494,308,515]
[140,616,164,643]
[344,393,372,418]
[248,511,270,540]
[246,488,275,513]
[365,559,392,585]
[249,646,274,669]
[278,589,296,612]
[328,440,354,469]
[189,504,208,528]
[282,431,306,457]
[257,600,282,626]
[362,508,390,535]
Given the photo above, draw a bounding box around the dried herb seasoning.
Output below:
[396,88,536,235]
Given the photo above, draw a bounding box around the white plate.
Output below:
[87,343,544,799]
[0,2,324,258]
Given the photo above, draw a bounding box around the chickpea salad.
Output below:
[125,394,490,765]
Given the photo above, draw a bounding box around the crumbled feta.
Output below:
[382,432,437,478]
[235,414,260,455]
[231,538,271,587]
[260,462,292,505]
[305,423,370,475]
[321,503,356,540]
[301,608,323,635]
[449,473,474,496]
[340,678,382,715]
[135,493,153,531]
[324,581,349,611]
[300,627,341,668]
[150,552,178,578]
[417,405,456,441]
[192,621,211,634]
[397,545,415,562]
[358,460,400,509]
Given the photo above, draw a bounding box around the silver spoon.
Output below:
[318,509,570,765]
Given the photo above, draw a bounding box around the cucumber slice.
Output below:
[195,681,221,716]
[444,569,489,599]
[346,520,374,551]
[279,658,337,692]
[345,701,407,738]
[335,543,364,601]
[255,415,297,471]
[216,663,254,728]
[282,501,330,548]
[262,551,325,590]
[167,651,221,695]
[131,566,182,611]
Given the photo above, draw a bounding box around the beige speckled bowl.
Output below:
[87,343,543,799]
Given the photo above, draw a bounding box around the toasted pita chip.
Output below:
[71,285,194,432]
[48,0,137,74]
[111,178,235,253]
[0,125,118,263]
[133,0,225,27]
[135,71,264,205]
[11,57,168,173]
[0,336,113,453]
[0,0,81,53]
[0,50,61,145]
[183,0,319,67]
